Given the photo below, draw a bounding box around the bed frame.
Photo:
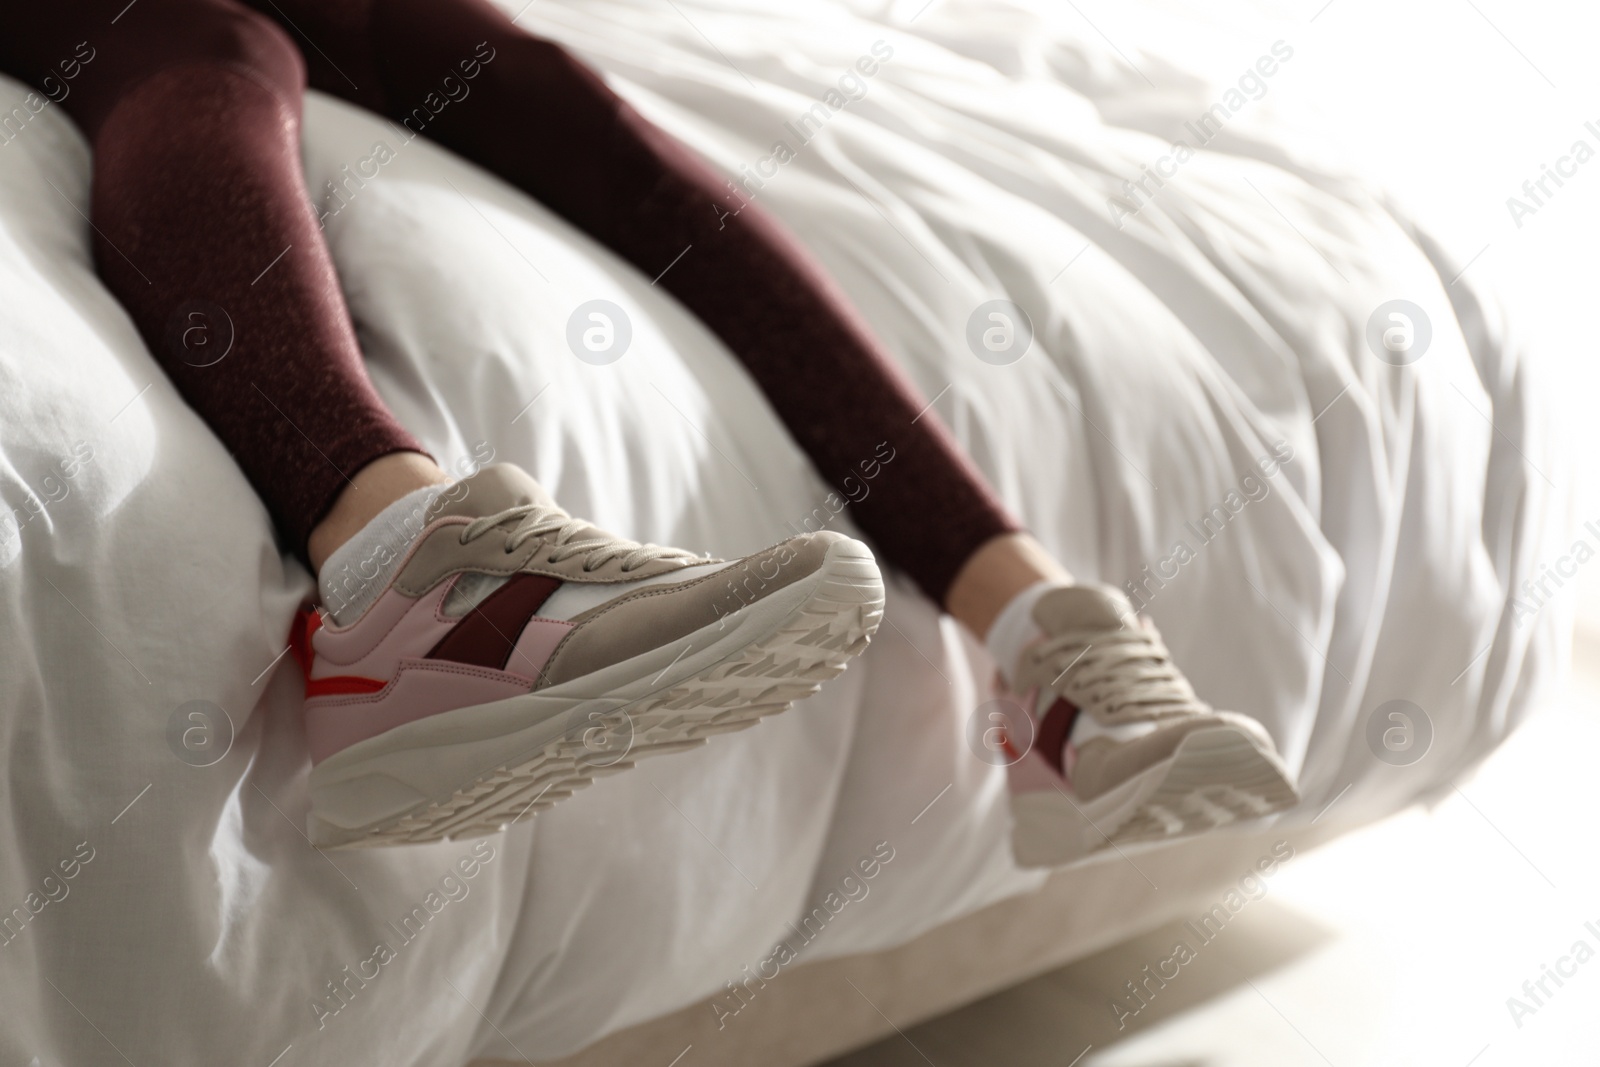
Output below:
[471,818,1351,1067]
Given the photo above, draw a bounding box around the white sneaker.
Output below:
[997,585,1299,867]
[295,464,885,849]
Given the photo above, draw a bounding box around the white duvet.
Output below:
[0,0,1569,1063]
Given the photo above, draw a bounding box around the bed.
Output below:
[0,0,1569,1064]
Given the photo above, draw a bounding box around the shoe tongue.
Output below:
[1032,584,1135,634]
[424,464,560,523]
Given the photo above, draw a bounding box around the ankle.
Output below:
[946,532,1071,640]
[308,451,453,573]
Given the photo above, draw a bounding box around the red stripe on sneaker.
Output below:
[427,573,564,670]
[1037,697,1080,775]
[305,674,387,697]
[288,607,323,683]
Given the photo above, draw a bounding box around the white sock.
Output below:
[984,579,1060,691]
[318,484,446,624]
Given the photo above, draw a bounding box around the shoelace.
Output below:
[1027,625,1207,723]
[459,503,703,574]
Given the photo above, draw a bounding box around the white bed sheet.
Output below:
[0,0,1569,1063]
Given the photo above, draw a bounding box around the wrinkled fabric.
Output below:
[0,0,1568,1062]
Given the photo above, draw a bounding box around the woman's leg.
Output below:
[0,0,440,563]
[245,0,1044,622]
[4,1,1293,853]
[2,0,893,852]
[252,0,1302,862]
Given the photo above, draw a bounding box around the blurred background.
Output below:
[826,0,1600,1063]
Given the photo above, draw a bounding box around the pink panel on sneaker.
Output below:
[1005,744,1069,796]
[312,585,425,665]
[311,581,458,681]
[986,677,1070,796]
[304,659,533,764]
[506,617,574,683]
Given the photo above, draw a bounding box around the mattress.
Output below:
[0,0,1569,1063]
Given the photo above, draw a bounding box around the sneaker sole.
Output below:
[1010,725,1299,867]
[307,539,884,850]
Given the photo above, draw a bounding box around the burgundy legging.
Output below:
[0,0,1019,605]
